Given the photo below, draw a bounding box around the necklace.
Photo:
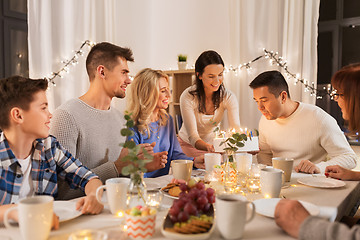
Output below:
[149,122,160,139]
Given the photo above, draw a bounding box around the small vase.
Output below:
[223,151,237,192]
[127,171,148,208]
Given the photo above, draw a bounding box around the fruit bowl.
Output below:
[161,205,215,240]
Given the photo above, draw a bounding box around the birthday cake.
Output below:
[212,129,259,152]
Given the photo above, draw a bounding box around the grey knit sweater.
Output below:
[299,216,360,239]
[50,98,126,199]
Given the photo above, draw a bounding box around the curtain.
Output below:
[28,0,320,129]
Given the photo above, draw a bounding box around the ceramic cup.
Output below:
[234,153,252,174]
[272,157,294,182]
[4,196,54,240]
[260,168,283,198]
[96,177,130,215]
[204,153,222,172]
[171,160,193,181]
[215,194,255,239]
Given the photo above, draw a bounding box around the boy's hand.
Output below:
[76,195,104,215]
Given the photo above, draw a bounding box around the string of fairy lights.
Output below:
[45,40,95,85]
[45,41,333,99]
[224,49,332,99]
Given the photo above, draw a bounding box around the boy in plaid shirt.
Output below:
[0,76,104,228]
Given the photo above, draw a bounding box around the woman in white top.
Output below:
[178,50,241,157]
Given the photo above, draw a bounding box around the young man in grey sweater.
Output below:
[50,42,168,199]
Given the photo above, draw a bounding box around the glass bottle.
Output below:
[223,151,237,192]
[127,171,148,208]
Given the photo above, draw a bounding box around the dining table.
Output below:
[1,169,360,240]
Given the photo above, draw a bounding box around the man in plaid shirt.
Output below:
[0,76,104,228]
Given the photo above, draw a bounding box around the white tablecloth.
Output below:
[1,172,360,240]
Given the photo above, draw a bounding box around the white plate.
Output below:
[53,201,82,222]
[253,198,320,218]
[297,176,346,188]
[143,179,161,190]
[161,205,215,240]
[160,189,179,199]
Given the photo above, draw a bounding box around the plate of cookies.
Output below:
[161,183,181,199]
[161,205,215,240]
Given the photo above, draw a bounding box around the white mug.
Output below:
[96,178,130,215]
[272,157,294,182]
[260,168,283,198]
[171,160,193,181]
[204,153,221,172]
[215,194,255,239]
[4,195,54,240]
[234,153,252,174]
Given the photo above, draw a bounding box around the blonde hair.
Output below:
[127,68,169,137]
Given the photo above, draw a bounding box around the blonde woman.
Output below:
[127,68,205,178]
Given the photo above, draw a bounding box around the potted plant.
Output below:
[177,54,187,70]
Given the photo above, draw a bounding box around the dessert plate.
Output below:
[297,176,345,188]
[53,201,82,222]
[161,205,215,240]
[160,189,179,200]
[253,198,319,218]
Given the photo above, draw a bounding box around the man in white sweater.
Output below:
[249,70,357,173]
[50,42,167,199]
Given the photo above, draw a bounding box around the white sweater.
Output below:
[257,102,357,173]
[178,86,241,146]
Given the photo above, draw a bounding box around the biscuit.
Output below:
[161,183,178,191]
[168,219,212,234]
[168,186,181,197]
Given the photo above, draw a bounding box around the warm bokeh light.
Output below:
[116,211,124,218]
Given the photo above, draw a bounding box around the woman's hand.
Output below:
[195,140,215,152]
[146,151,168,171]
[325,165,359,180]
[205,144,215,152]
[194,155,205,169]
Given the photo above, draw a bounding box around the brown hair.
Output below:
[189,50,225,114]
[86,42,134,79]
[331,63,360,132]
[0,76,48,129]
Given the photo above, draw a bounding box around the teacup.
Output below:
[272,157,294,182]
[96,177,130,215]
[4,196,54,240]
[171,160,193,181]
[234,153,252,174]
[260,168,283,198]
[215,194,255,239]
[204,153,221,172]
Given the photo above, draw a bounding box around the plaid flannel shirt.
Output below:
[0,132,98,205]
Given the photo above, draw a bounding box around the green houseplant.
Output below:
[120,112,153,207]
[177,54,188,70]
